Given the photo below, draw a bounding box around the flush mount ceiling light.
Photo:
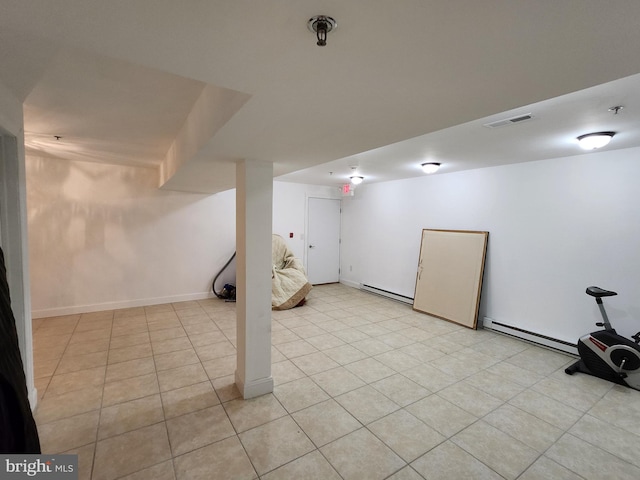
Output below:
[307,15,337,46]
[350,175,364,185]
[577,132,615,150]
[421,162,441,174]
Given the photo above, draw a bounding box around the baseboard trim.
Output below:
[29,387,38,411]
[360,283,414,305]
[235,372,274,399]
[483,316,578,355]
[32,291,217,318]
[339,279,360,289]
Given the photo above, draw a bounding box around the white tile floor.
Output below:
[31,283,640,479]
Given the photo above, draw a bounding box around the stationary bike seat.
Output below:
[586,286,618,298]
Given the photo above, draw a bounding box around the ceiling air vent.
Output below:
[483,113,533,128]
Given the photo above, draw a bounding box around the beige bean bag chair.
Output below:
[272,234,312,310]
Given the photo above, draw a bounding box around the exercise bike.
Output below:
[565,286,640,390]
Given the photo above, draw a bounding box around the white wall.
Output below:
[36,144,640,347]
[340,147,640,343]
[27,156,237,316]
[26,160,338,316]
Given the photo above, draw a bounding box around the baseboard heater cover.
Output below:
[360,284,413,305]
[483,317,578,356]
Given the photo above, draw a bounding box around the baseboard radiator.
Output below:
[360,284,414,305]
[357,287,577,355]
[483,317,578,356]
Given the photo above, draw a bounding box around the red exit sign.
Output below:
[342,184,353,196]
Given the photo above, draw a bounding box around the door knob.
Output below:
[309,245,315,248]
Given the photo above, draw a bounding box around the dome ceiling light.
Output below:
[421,162,441,174]
[577,132,615,150]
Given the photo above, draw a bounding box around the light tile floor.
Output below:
[31,284,640,479]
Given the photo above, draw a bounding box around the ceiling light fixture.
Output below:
[421,162,441,174]
[307,15,337,46]
[577,132,615,150]
[350,175,364,185]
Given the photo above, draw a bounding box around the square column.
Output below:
[235,159,273,399]
[0,133,37,409]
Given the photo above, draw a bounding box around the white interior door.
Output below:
[307,197,341,284]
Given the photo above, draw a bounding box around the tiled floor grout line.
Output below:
[272,317,450,479]
[145,307,174,480]
[91,312,114,480]
[32,286,640,480]
[39,317,78,396]
[501,357,611,480]
[77,357,567,480]
[289,316,574,480]
[193,301,257,479]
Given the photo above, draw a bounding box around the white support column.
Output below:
[235,159,273,399]
[0,133,37,409]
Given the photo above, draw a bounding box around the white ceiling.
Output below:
[2,1,640,193]
[22,49,207,168]
[280,73,640,185]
